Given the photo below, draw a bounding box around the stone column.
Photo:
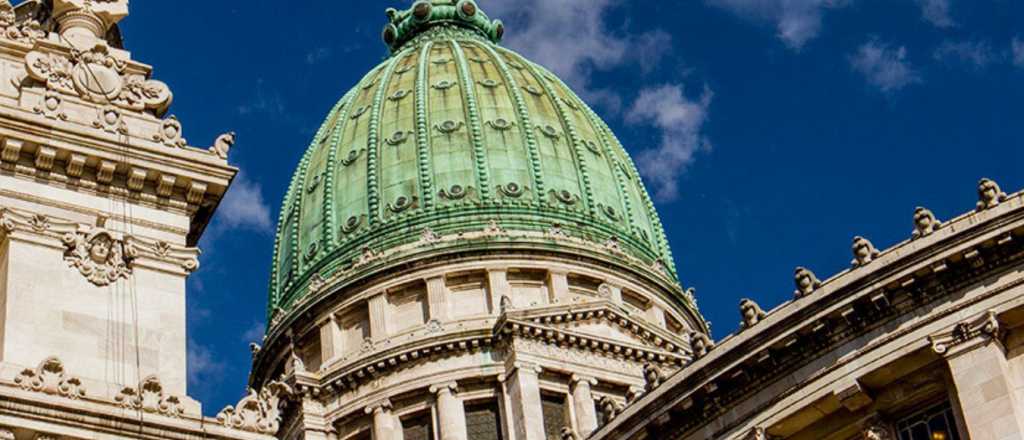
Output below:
[547,270,569,304]
[487,268,511,313]
[431,381,468,440]
[505,362,546,440]
[426,276,450,322]
[368,292,389,341]
[320,314,343,363]
[929,311,1024,440]
[571,375,599,436]
[365,399,401,440]
[646,304,667,328]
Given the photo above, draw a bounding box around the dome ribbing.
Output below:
[268,0,685,320]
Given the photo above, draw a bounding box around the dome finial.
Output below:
[382,0,504,53]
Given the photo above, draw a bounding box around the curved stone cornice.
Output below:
[592,181,1024,439]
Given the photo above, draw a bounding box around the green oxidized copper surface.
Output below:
[268,0,686,320]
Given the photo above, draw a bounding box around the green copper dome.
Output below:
[268,0,683,318]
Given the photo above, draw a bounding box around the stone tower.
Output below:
[0,1,257,438]
[251,2,709,439]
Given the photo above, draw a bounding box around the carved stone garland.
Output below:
[62,227,135,286]
[14,357,86,399]
[217,381,292,434]
[0,1,46,44]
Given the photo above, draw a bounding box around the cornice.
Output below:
[594,181,1024,440]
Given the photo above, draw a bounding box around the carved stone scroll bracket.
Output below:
[114,375,186,418]
[127,236,201,274]
[62,225,135,286]
[928,310,1001,358]
[13,357,86,399]
[217,380,293,434]
[837,380,874,412]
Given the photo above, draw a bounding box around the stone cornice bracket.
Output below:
[429,381,459,395]
[363,398,393,415]
[976,178,1008,211]
[216,380,293,434]
[52,0,129,45]
[793,267,822,298]
[928,310,1001,357]
[13,357,86,399]
[114,375,186,418]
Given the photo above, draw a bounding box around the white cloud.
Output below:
[479,0,670,110]
[917,0,955,28]
[187,338,226,389]
[213,172,274,234]
[933,40,996,69]
[626,84,714,202]
[242,321,266,343]
[237,78,285,117]
[1013,37,1024,68]
[305,47,332,65]
[849,40,922,93]
[706,0,851,50]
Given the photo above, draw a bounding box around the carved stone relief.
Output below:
[62,227,135,286]
[14,357,86,399]
[217,381,292,434]
[114,375,186,417]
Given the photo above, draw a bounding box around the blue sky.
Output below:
[117,0,1023,414]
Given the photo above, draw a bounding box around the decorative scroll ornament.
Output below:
[584,140,602,155]
[384,130,413,146]
[929,310,1000,356]
[69,45,125,101]
[210,132,236,159]
[976,178,1007,211]
[438,184,468,200]
[341,215,363,235]
[115,376,186,417]
[861,416,893,440]
[0,1,45,44]
[434,120,464,134]
[217,381,292,434]
[341,148,364,167]
[387,195,417,213]
[485,118,515,131]
[432,79,457,90]
[912,207,941,238]
[25,52,75,94]
[599,396,624,422]
[62,227,135,286]
[14,357,86,399]
[793,267,822,298]
[498,182,525,198]
[739,298,767,330]
[642,363,665,392]
[537,124,561,140]
[114,74,173,115]
[153,116,187,148]
[33,90,69,120]
[350,106,369,119]
[387,89,411,101]
[478,78,501,88]
[851,236,881,267]
[690,332,714,358]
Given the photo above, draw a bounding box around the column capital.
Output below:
[928,310,1001,358]
[429,381,459,395]
[570,374,598,388]
[364,398,393,415]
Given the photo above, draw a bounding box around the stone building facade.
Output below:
[0,1,1022,440]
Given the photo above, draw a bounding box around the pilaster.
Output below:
[571,374,599,437]
[369,292,389,341]
[548,270,569,304]
[505,362,546,440]
[426,276,449,322]
[487,268,511,313]
[365,399,402,440]
[431,381,468,440]
[929,311,1024,440]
